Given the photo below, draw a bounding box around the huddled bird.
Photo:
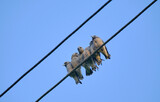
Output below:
[77,47,94,75]
[63,62,82,84]
[63,35,111,84]
[71,53,84,80]
[88,41,103,65]
[91,35,110,59]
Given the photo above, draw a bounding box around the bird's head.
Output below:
[77,46,84,54]
[71,53,79,59]
[91,35,98,40]
[63,61,70,67]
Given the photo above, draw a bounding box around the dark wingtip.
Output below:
[79,81,82,84]
[105,54,111,59]
[108,54,111,59]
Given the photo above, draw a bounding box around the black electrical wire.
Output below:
[0,0,112,97]
[35,0,157,101]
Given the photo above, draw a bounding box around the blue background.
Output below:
[0,0,160,102]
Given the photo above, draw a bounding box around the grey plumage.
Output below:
[77,46,97,74]
[71,53,84,80]
[88,41,103,65]
[63,62,82,84]
[91,35,111,59]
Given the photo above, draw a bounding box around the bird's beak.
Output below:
[62,64,65,66]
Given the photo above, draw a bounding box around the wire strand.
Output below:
[35,0,157,101]
[0,0,112,97]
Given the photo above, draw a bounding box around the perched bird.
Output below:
[63,62,82,84]
[71,53,84,80]
[91,35,111,59]
[77,46,97,73]
[88,41,103,65]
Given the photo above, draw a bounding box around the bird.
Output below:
[88,41,103,65]
[91,35,111,59]
[77,46,97,73]
[71,53,84,80]
[63,62,82,84]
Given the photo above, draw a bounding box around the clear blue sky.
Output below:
[0,0,160,102]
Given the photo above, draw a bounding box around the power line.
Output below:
[0,0,112,97]
[35,0,157,101]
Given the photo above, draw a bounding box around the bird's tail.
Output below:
[102,46,110,59]
[75,72,82,84]
[76,68,84,80]
[106,46,111,59]
[86,68,93,76]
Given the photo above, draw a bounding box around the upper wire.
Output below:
[0,0,112,97]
